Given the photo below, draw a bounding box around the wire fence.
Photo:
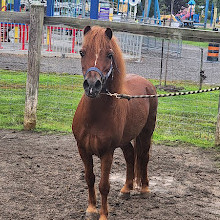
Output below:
[0,22,143,60]
[1,20,220,147]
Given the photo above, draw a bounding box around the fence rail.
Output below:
[1,11,220,43]
[0,5,220,146]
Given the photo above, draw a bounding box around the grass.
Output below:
[0,70,83,132]
[182,40,209,48]
[0,69,219,148]
[150,80,219,147]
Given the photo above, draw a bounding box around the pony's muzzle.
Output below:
[83,77,102,98]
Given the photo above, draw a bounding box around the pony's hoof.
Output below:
[140,191,150,199]
[99,215,108,220]
[119,192,131,200]
[85,212,99,220]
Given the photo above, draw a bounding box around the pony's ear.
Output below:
[105,28,112,40]
[84,26,91,35]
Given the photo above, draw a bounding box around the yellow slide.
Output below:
[160,14,177,22]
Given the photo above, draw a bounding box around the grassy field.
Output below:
[182,40,209,48]
[0,69,219,148]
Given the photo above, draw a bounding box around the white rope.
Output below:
[106,87,220,100]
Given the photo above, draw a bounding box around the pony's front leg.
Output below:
[99,152,114,220]
[78,147,98,218]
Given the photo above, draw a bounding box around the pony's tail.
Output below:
[133,136,151,191]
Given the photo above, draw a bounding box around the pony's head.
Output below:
[80,26,125,98]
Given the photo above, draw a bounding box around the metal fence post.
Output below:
[159,39,164,86]
[24,4,44,130]
[138,35,143,62]
[215,93,220,146]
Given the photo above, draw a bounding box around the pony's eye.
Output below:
[107,53,113,59]
[79,50,85,57]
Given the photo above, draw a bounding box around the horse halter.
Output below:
[84,58,114,92]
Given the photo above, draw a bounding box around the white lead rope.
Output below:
[105,86,220,100]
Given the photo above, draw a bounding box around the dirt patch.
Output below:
[0,130,219,220]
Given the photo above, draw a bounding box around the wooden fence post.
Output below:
[215,93,220,146]
[24,4,44,130]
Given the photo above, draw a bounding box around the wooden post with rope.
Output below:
[24,4,44,130]
[215,92,220,146]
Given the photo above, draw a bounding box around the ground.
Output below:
[0,130,219,220]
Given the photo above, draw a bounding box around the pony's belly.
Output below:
[120,123,145,146]
[120,102,149,145]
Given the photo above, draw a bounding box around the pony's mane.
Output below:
[83,26,126,92]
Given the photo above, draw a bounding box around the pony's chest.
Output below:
[72,98,127,153]
[73,115,123,155]
[82,121,120,142]
[83,132,112,155]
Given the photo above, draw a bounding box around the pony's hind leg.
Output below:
[134,113,156,195]
[78,147,98,217]
[120,142,134,195]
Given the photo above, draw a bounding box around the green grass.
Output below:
[0,69,219,148]
[182,40,209,48]
[151,80,219,147]
[0,70,83,132]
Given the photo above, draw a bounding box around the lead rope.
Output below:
[105,86,220,100]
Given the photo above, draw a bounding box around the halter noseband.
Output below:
[84,59,114,92]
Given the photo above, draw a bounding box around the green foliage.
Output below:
[0,70,219,148]
[159,0,187,15]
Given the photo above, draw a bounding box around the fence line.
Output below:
[1,11,220,43]
[0,6,219,145]
[0,23,143,60]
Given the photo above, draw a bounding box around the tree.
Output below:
[160,0,187,14]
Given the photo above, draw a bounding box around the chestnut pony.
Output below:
[72,26,158,220]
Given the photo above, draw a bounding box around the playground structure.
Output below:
[160,14,178,22]
[0,0,217,56]
[160,0,200,28]
[145,0,218,29]
[0,0,218,28]
[210,1,219,30]
[116,0,142,20]
[176,0,196,21]
[1,0,27,47]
